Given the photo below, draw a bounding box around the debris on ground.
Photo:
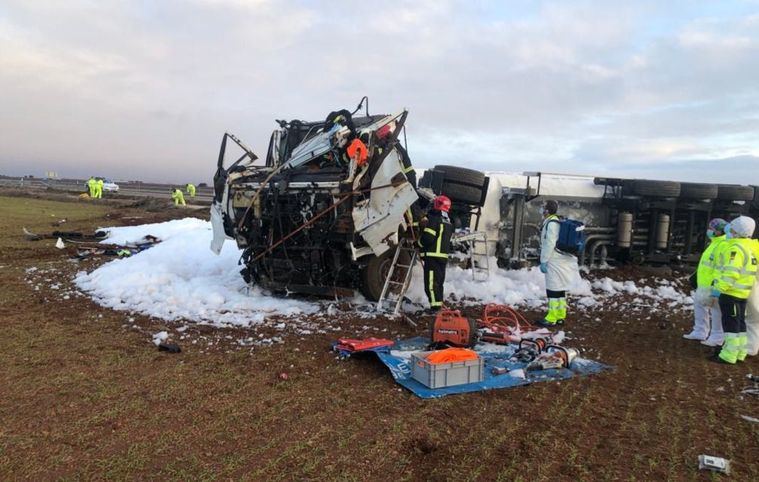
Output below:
[157,342,181,353]
[698,455,731,474]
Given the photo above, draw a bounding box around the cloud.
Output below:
[0,1,758,185]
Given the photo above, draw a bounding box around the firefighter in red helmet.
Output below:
[418,195,453,312]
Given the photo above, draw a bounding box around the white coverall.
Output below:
[746,278,759,356]
[540,217,580,291]
[691,287,723,342]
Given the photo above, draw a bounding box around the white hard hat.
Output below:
[728,216,756,238]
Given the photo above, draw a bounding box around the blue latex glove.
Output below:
[711,288,721,298]
[539,262,548,274]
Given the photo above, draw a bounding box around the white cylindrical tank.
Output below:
[656,213,670,249]
[617,212,633,248]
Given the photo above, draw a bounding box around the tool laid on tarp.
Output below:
[430,309,478,348]
[478,304,535,344]
[525,346,579,371]
[333,337,395,357]
[430,304,538,348]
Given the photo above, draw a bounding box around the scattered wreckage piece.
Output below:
[70,236,161,259]
[24,225,162,260]
[23,227,110,242]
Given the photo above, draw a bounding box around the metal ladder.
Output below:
[376,238,418,316]
[459,231,490,281]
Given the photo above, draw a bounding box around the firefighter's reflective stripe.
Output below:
[402,165,415,174]
[429,270,437,306]
[420,228,449,258]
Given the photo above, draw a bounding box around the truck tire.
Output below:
[359,247,412,302]
[679,182,718,200]
[717,184,755,201]
[441,182,484,205]
[625,180,680,198]
[433,165,486,188]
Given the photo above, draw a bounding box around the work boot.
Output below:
[684,331,707,341]
[709,353,734,365]
[538,298,561,326]
[701,336,724,347]
[557,297,568,325]
[535,318,558,329]
[736,333,748,362]
[717,334,740,365]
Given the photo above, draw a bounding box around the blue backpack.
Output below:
[548,218,586,255]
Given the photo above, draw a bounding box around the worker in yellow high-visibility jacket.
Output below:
[684,218,727,345]
[96,178,104,198]
[186,183,196,198]
[171,187,186,206]
[709,216,758,364]
[86,177,97,198]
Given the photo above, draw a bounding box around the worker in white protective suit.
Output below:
[684,218,727,345]
[746,238,759,357]
[536,200,580,328]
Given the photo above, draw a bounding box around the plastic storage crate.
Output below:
[410,351,484,388]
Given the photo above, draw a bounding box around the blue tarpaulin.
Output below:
[337,337,611,399]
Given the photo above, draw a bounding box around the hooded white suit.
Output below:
[540,215,580,291]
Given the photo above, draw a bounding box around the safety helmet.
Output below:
[708,218,728,233]
[433,195,452,212]
[346,138,368,166]
[728,216,756,238]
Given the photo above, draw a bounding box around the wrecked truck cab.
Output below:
[210,108,419,300]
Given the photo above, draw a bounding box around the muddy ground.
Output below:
[1,191,757,481]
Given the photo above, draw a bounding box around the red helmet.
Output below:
[433,195,452,212]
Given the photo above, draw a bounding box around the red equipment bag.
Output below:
[431,310,478,347]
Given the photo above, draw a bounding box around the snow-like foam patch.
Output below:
[75,218,317,326]
[406,260,593,309]
[74,218,692,329]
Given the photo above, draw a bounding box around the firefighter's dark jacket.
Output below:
[418,210,453,258]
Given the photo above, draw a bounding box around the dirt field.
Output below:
[1,192,757,481]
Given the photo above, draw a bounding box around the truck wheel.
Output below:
[441,182,484,205]
[433,165,486,188]
[360,248,412,302]
[625,180,680,198]
[717,184,755,201]
[679,182,718,200]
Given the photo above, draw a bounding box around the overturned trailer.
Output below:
[460,173,759,269]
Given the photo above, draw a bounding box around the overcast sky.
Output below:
[1,0,758,184]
